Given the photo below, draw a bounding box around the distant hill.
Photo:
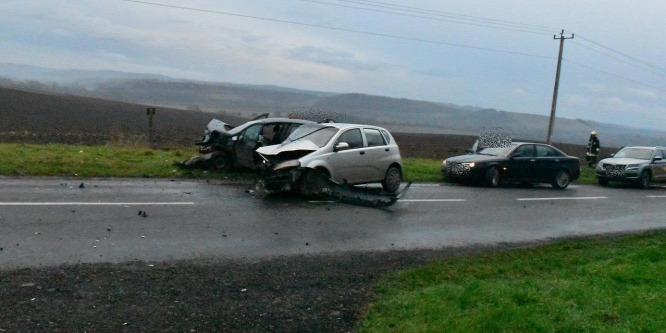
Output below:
[1,63,664,148]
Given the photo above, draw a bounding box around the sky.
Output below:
[2,0,666,130]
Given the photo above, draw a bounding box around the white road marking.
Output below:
[647,195,666,198]
[0,202,195,206]
[400,199,465,202]
[517,196,607,201]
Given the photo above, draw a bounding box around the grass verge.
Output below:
[0,143,254,180]
[0,143,597,184]
[358,231,666,332]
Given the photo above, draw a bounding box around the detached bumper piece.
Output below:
[260,168,410,208]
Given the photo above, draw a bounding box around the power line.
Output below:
[299,0,554,35]
[563,58,666,93]
[121,0,554,59]
[571,40,666,79]
[333,0,558,32]
[576,34,666,74]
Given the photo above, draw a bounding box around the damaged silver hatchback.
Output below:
[256,123,403,194]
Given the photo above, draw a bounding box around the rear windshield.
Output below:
[284,124,339,148]
[614,147,653,160]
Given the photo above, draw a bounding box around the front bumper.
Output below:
[595,165,641,182]
[442,162,486,181]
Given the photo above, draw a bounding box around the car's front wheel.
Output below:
[552,170,570,189]
[638,170,651,189]
[382,166,402,193]
[210,152,232,170]
[484,167,500,187]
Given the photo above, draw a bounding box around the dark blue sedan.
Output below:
[442,142,580,189]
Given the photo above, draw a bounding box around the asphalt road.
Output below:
[1,177,665,269]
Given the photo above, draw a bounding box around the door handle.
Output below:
[385,148,390,152]
[530,159,536,162]
[360,151,365,155]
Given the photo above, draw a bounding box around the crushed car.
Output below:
[255,122,407,206]
[595,146,666,188]
[182,114,315,170]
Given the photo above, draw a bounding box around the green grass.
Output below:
[358,231,666,332]
[0,143,598,184]
[0,143,253,180]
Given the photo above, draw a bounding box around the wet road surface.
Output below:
[1,178,665,269]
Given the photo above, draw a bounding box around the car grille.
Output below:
[603,164,626,178]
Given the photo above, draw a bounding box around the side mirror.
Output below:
[334,142,350,152]
[654,156,663,162]
[231,136,238,141]
[466,149,475,154]
[509,152,521,158]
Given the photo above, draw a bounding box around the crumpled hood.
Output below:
[206,119,231,134]
[600,157,649,165]
[256,140,319,156]
[446,154,504,163]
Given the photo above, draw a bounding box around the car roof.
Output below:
[317,123,390,131]
[620,146,664,150]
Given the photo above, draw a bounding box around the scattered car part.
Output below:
[257,168,411,207]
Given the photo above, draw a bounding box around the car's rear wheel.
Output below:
[598,177,609,186]
[552,170,570,189]
[382,166,402,193]
[638,170,651,189]
[484,167,500,187]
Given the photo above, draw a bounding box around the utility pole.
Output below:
[546,29,574,144]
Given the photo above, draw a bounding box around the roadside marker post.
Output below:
[146,107,156,148]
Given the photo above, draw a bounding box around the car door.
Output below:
[504,144,536,182]
[327,128,369,184]
[234,123,263,168]
[533,145,562,181]
[360,128,392,181]
[652,149,666,181]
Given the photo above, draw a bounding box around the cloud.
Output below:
[626,87,657,99]
[284,46,386,72]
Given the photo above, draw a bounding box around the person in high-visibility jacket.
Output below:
[586,131,600,167]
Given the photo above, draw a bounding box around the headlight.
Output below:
[274,159,301,171]
[462,162,476,168]
[442,160,447,166]
[626,164,640,170]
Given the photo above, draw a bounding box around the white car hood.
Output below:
[256,140,319,156]
[206,119,231,134]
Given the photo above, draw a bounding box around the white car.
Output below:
[256,123,403,193]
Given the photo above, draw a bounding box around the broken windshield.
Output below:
[284,124,339,148]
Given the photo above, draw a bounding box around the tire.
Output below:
[484,167,500,187]
[638,170,651,189]
[552,170,570,189]
[598,177,609,186]
[382,166,402,193]
[210,152,232,170]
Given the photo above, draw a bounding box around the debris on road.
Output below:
[257,168,411,208]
